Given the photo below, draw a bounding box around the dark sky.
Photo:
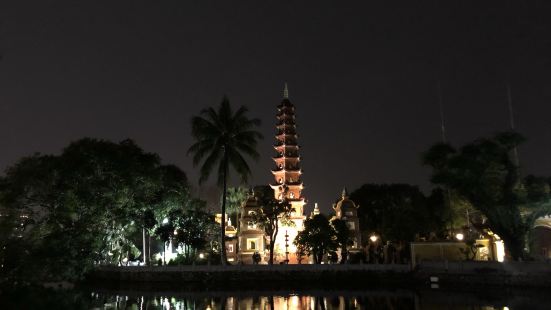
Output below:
[1,1,551,213]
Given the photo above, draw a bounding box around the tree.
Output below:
[224,187,248,224]
[0,138,192,282]
[423,132,551,260]
[251,187,294,264]
[425,188,472,239]
[350,184,441,244]
[172,203,217,261]
[222,187,248,255]
[331,218,352,264]
[154,223,173,265]
[188,97,263,265]
[294,214,336,264]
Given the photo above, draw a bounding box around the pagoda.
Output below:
[270,83,306,263]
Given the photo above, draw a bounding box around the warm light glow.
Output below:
[495,240,505,262]
[455,233,464,241]
[369,235,378,242]
[199,253,205,259]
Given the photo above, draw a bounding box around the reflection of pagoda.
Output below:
[270,83,306,263]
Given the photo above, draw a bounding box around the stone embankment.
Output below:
[86,261,551,290]
[415,261,551,288]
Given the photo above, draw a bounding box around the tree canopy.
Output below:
[350,184,450,243]
[0,138,197,283]
[251,186,294,264]
[423,132,551,260]
[188,97,262,264]
[294,214,336,264]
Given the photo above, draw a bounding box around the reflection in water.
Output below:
[91,294,415,309]
[86,291,520,310]
[2,288,547,309]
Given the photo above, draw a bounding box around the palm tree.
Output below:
[188,97,262,265]
[223,186,249,257]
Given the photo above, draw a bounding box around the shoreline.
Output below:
[85,261,551,290]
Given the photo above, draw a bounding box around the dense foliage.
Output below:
[330,218,352,264]
[251,186,294,264]
[294,214,337,264]
[350,184,453,244]
[0,138,207,284]
[423,132,551,260]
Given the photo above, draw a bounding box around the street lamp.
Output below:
[455,233,464,241]
[369,235,378,243]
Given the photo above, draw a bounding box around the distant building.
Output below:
[332,188,362,253]
[237,192,267,264]
[532,216,551,261]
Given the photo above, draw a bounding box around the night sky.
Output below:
[1,2,551,213]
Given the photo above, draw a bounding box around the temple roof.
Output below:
[277,99,294,109]
[333,187,359,211]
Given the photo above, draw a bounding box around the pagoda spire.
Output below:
[271,87,305,214]
[342,187,348,198]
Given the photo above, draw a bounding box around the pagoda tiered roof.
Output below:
[276,128,297,135]
[276,119,296,126]
[272,152,300,159]
[271,167,302,174]
[274,141,298,148]
[277,99,294,109]
[269,84,307,211]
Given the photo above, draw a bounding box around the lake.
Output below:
[2,286,549,309]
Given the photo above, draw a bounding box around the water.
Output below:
[1,287,549,309]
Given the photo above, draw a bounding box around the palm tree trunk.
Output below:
[220,151,229,265]
[148,234,151,264]
[142,227,149,266]
[235,211,240,259]
[269,235,274,265]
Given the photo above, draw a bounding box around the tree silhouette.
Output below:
[188,97,262,265]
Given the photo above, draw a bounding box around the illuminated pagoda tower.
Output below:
[270,83,306,263]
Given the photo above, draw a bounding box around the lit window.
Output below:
[247,238,257,250]
[227,244,234,253]
[290,192,295,199]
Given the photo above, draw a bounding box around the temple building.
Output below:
[230,84,306,264]
[531,216,551,260]
[228,85,365,264]
[332,188,362,253]
[237,192,267,264]
[269,83,307,263]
